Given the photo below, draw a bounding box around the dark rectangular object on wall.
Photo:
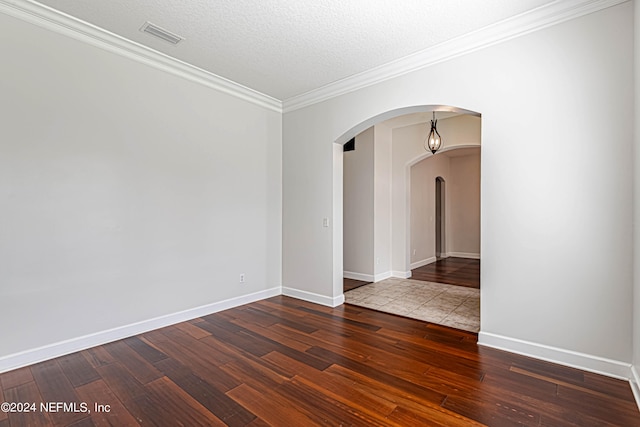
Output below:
[344,138,355,152]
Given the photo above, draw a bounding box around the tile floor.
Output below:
[344,277,480,332]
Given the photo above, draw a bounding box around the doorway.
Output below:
[339,108,481,332]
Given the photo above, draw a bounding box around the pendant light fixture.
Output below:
[425,111,442,154]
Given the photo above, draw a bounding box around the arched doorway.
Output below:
[336,105,481,331]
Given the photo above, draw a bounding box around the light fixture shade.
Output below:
[426,113,442,154]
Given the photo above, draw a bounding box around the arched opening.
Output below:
[337,105,481,332]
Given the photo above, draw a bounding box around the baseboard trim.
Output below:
[282,287,344,307]
[343,271,374,282]
[478,332,631,380]
[410,257,436,269]
[631,365,640,411]
[448,252,481,259]
[0,287,281,374]
[374,271,392,282]
[344,270,392,283]
[391,270,412,279]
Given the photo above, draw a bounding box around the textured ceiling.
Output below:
[35,0,553,100]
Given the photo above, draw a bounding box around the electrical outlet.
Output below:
[413,249,416,255]
[239,274,245,283]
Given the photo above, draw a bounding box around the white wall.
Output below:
[391,123,426,276]
[438,114,484,147]
[410,150,450,265]
[449,152,481,256]
[373,125,392,278]
[632,0,640,397]
[410,148,481,265]
[343,127,374,278]
[0,12,282,365]
[283,2,633,375]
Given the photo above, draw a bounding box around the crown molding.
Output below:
[1,0,626,114]
[0,0,283,112]
[282,0,628,113]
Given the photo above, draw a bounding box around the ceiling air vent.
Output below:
[140,21,184,45]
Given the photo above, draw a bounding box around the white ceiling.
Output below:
[34,0,554,100]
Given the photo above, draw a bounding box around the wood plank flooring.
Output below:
[412,257,480,289]
[1,296,638,426]
[343,278,371,292]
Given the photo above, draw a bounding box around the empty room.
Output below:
[1,0,640,425]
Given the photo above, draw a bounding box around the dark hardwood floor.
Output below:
[412,257,480,289]
[343,278,371,292]
[1,296,638,426]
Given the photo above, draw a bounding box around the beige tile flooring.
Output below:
[344,277,480,333]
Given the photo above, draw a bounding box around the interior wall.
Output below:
[633,0,640,394]
[373,124,392,278]
[410,148,481,266]
[437,115,484,146]
[390,116,481,276]
[343,127,374,278]
[449,152,481,257]
[410,152,450,266]
[0,12,282,361]
[283,2,633,370]
[391,123,426,276]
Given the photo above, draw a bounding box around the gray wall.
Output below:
[0,11,282,363]
[343,128,374,277]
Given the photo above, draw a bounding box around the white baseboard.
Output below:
[391,270,412,279]
[374,271,392,282]
[631,365,640,411]
[343,271,375,282]
[282,287,344,307]
[478,332,631,380]
[344,271,393,283]
[448,252,481,259]
[0,287,281,374]
[410,257,437,269]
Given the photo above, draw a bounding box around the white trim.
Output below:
[343,271,374,282]
[1,0,625,114]
[0,0,282,112]
[0,287,281,374]
[373,271,392,283]
[343,270,392,283]
[631,366,640,411]
[411,256,437,270]
[478,332,632,380]
[391,270,412,279]
[448,252,481,259]
[283,0,628,112]
[282,287,344,308]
